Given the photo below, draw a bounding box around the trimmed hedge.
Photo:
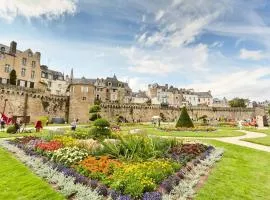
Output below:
[176,107,194,128]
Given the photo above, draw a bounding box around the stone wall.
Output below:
[0,84,68,123]
[99,103,266,122]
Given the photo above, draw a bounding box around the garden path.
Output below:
[152,130,270,153]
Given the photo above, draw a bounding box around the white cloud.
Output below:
[185,67,270,101]
[239,49,266,61]
[0,0,77,22]
[122,44,209,75]
[119,77,148,92]
[155,10,165,21]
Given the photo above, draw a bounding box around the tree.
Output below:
[198,115,208,125]
[9,70,17,85]
[176,107,194,128]
[229,98,247,108]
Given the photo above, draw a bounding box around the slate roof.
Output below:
[195,92,212,98]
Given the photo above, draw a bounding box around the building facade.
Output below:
[196,91,213,107]
[182,89,199,106]
[40,65,69,95]
[0,41,41,88]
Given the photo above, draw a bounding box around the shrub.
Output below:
[6,126,17,134]
[94,118,110,128]
[176,107,194,128]
[96,135,178,161]
[68,128,91,139]
[90,113,101,121]
[89,119,111,140]
[106,160,180,198]
[51,147,89,166]
[89,105,101,113]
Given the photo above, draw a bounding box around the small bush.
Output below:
[89,113,101,121]
[93,118,110,128]
[89,105,101,113]
[6,126,17,134]
[176,107,194,128]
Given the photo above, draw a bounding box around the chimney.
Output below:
[9,41,17,54]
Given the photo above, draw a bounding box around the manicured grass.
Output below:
[143,127,245,138]
[242,128,270,146]
[195,140,270,200]
[0,147,65,200]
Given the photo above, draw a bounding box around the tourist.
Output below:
[15,120,21,133]
[71,119,77,131]
[0,117,5,131]
[35,120,43,132]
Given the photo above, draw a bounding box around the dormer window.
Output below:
[108,82,112,86]
[1,47,5,52]
[118,83,122,87]
[28,52,32,57]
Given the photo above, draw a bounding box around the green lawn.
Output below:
[0,130,52,138]
[0,147,65,200]
[142,127,245,138]
[242,128,270,146]
[195,140,270,200]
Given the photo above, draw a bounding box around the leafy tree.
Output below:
[198,115,208,125]
[9,70,17,85]
[229,98,247,108]
[176,107,194,128]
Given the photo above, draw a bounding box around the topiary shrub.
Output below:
[176,107,194,128]
[6,126,17,134]
[89,105,101,121]
[89,113,101,121]
[89,118,111,140]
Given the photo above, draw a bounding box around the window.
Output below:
[22,58,27,65]
[31,71,35,79]
[4,64,11,73]
[41,72,46,78]
[32,61,36,68]
[82,97,86,101]
[81,86,88,93]
[48,81,52,87]
[28,52,32,57]
[0,47,5,52]
[113,89,116,92]
[118,83,122,87]
[21,68,26,77]
[108,82,112,86]
[20,80,25,87]
[2,78,7,84]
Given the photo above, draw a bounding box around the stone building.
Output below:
[132,91,149,104]
[196,91,213,107]
[182,89,199,106]
[40,65,69,95]
[213,97,229,107]
[68,78,96,122]
[147,83,183,106]
[94,75,132,103]
[0,41,41,88]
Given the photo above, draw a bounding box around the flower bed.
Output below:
[4,132,223,199]
[159,126,217,132]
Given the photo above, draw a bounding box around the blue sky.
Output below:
[1,0,270,101]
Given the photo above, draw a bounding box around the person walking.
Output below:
[0,117,5,131]
[35,120,43,132]
[71,119,77,131]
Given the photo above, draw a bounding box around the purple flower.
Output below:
[109,189,121,200]
[89,179,98,189]
[118,195,132,200]
[160,179,173,193]
[97,185,108,196]
[142,192,162,200]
